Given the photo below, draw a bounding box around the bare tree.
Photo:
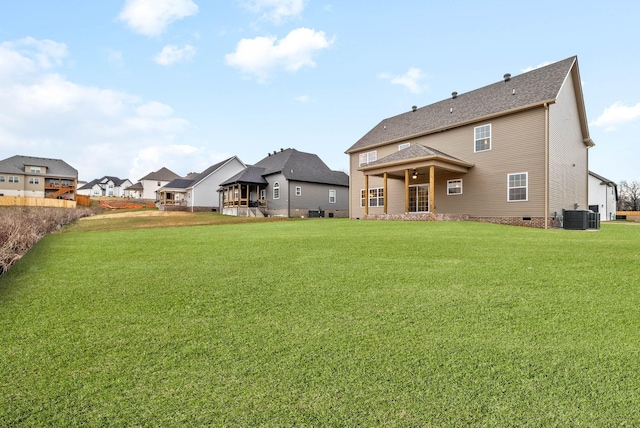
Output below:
[618,180,640,211]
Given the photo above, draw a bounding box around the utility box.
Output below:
[563,210,600,230]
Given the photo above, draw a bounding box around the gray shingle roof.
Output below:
[139,167,180,181]
[347,56,577,153]
[0,155,77,178]
[367,144,469,167]
[253,148,349,186]
[162,178,195,190]
[126,182,144,190]
[220,166,268,186]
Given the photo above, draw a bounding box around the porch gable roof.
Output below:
[220,166,268,186]
[359,144,474,176]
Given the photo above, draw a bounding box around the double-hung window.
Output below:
[359,151,377,167]
[273,182,280,199]
[295,186,302,196]
[329,189,336,203]
[29,177,40,184]
[507,172,528,201]
[474,124,491,152]
[361,188,383,207]
[8,176,19,183]
[447,179,462,195]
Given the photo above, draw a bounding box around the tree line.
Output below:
[618,180,640,211]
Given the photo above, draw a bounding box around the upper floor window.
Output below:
[8,176,19,183]
[359,151,377,167]
[273,182,280,199]
[447,179,462,195]
[398,143,410,151]
[361,188,383,207]
[295,186,302,196]
[507,172,528,202]
[29,177,40,185]
[30,167,41,173]
[329,189,336,203]
[474,124,491,152]
[0,176,5,182]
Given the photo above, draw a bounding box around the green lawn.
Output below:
[1,219,639,426]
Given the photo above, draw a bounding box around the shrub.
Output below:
[0,207,92,275]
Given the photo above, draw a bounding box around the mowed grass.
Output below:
[1,218,639,426]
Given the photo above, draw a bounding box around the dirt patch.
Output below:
[80,211,193,220]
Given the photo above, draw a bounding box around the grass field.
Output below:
[1,215,639,426]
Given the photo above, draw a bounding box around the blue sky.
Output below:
[1,1,639,184]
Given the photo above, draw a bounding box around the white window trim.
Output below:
[295,186,302,196]
[474,124,491,153]
[359,151,377,167]
[29,177,40,184]
[447,179,462,195]
[329,189,336,203]
[398,143,410,151]
[273,182,280,199]
[507,172,528,202]
[8,176,19,183]
[360,187,384,207]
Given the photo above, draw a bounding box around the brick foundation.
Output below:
[360,213,559,229]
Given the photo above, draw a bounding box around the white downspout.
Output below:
[544,102,549,229]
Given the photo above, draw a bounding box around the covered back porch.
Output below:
[359,145,474,217]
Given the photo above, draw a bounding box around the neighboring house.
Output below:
[0,155,78,200]
[588,171,617,221]
[158,156,246,212]
[124,182,144,199]
[78,176,132,197]
[220,148,349,218]
[345,56,594,228]
[136,167,180,200]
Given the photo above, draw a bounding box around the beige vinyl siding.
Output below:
[349,107,547,218]
[548,71,588,216]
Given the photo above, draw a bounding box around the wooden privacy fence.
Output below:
[0,196,77,208]
[76,195,91,206]
[616,211,640,222]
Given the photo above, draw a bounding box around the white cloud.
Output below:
[591,102,640,130]
[295,95,311,103]
[0,37,204,181]
[117,0,199,37]
[378,67,427,94]
[154,44,195,65]
[522,61,552,73]
[0,37,68,81]
[225,27,333,82]
[242,0,305,24]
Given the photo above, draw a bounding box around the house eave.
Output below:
[346,99,558,154]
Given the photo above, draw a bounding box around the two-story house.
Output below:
[0,155,78,200]
[78,176,133,197]
[220,148,349,218]
[346,56,594,228]
[128,167,180,201]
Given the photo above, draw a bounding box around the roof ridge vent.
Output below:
[451,91,458,99]
[504,73,511,82]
